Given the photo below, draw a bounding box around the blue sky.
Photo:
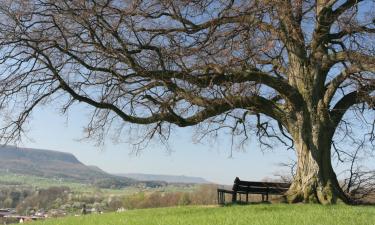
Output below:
[18,101,373,185]
[19,104,296,185]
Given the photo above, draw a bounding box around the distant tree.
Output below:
[179,193,191,206]
[190,184,221,205]
[0,0,374,204]
[340,142,375,203]
[3,197,13,208]
[107,197,122,210]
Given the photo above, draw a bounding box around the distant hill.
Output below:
[0,145,137,187]
[117,173,210,184]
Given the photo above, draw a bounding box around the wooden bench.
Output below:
[217,177,290,204]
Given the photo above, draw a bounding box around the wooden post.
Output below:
[232,192,237,203]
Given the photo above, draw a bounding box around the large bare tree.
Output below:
[0,0,374,204]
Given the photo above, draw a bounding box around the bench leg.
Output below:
[261,194,264,202]
[217,190,225,205]
[246,193,249,203]
[232,192,237,203]
[266,193,269,202]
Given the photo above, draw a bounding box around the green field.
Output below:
[31,204,375,225]
[0,173,89,190]
[0,173,198,195]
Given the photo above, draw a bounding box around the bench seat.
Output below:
[217,177,290,204]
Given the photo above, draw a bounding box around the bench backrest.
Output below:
[232,177,290,192]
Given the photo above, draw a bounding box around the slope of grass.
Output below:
[0,173,89,190]
[32,204,375,225]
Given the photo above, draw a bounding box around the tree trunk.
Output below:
[286,118,349,204]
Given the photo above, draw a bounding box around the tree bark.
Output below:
[286,116,349,204]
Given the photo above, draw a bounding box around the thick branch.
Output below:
[37,47,289,128]
[324,52,375,72]
[324,65,364,105]
[312,0,364,53]
[328,26,375,40]
[330,87,375,128]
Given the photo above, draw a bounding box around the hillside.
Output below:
[117,173,210,184]
[30,204,375,225]
[0,146,135,187]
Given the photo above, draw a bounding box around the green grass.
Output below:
[0,173,89,190]
[31,204,375,225]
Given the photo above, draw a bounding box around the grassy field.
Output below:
[0,173,89,190]
[0,173,198,195]
[31,204,375,225]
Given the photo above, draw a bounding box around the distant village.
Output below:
[0,206,105,224]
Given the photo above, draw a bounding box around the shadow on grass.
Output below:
[219,201,274,207]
